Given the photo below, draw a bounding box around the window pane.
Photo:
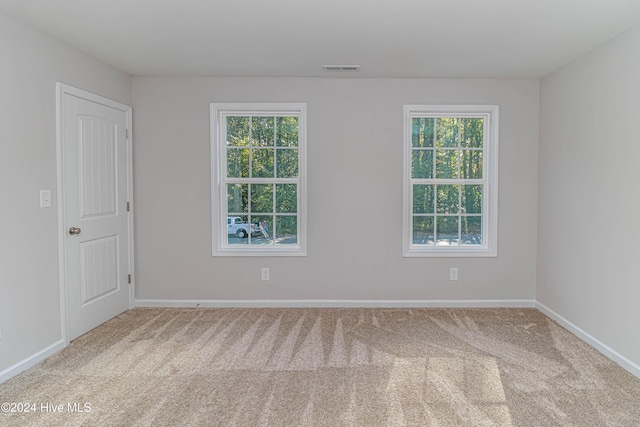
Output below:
[252,117,274,146]
[250,215,272,245]
[227,214,250,245]
[403,106,496,256]
[214,103,306,256]
[227,148,249,178]
[413,184,434,214]
[276,216,298,245]
[412,118,434,148]
[276,117,298,147]
[436,118,458,148]
[276,184,297,213]
[436,184,459,214]
[461,118,483,148]
[227,184,248,214]
[226,117,250,146]
[251,148,274,178]
[461,216,482,245]
[413,216,434,245]
[276,148,298,178]
[412,149,433,179]
[435,149,459,179]
[461,185,482,214]
[250,184,273,213]
[461,150,483,179]
[436,216,459,245]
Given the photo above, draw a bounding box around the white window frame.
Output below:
[211,103,307,256]
[403,105,499,257]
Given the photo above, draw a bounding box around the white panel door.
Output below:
[62,91,131,340]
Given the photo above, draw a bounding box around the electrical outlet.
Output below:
[449,268,459,281]
[261,268,270,281]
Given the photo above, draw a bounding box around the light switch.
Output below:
[40,190,51,208]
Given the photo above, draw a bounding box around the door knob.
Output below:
[68,227,82,235]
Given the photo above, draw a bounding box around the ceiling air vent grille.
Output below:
[322,65,361,72]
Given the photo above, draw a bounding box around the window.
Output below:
[211,103,306,256]
[403,105,498,257]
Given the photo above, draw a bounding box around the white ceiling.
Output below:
[2,0,640,78]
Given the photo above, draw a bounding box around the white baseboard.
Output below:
[135,298,536,309]
[536,302,640,379]
[0,340,65,384]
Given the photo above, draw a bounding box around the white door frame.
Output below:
[56,83,134,345]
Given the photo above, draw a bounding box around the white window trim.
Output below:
[403,104,499,257]
[210,103,307,256]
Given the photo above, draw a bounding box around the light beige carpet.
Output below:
[1,308,639,426]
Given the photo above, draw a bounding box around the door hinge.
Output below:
[127,202,130,212]
[128,274,132,284]
[125,129,129,139]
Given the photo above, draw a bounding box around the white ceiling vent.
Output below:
[322,65,361,72]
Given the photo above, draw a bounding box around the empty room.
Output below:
[1,0,640,425]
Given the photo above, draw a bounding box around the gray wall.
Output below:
[0,14,131,373]
[132,77,539,302]
[538,26,640,367]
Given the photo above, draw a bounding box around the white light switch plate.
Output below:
[40,190,51,208]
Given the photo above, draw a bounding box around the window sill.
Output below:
[403,247,497,258]
[213,246,306,257]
